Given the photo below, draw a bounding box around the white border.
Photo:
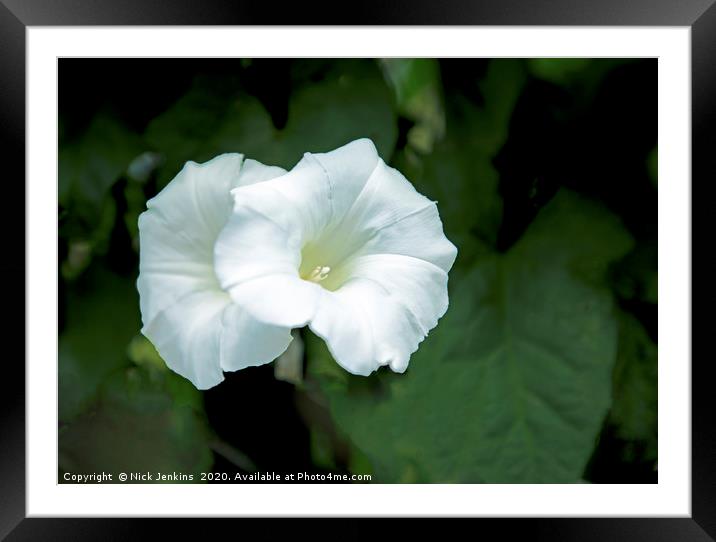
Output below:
[27,27,690,517]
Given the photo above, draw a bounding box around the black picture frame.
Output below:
[1,0,711,538]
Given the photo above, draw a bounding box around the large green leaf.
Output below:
[146,62,398,186]
[513,190,635,284]
[59,266,141,422]
[306,190,630,483]
[59,366,213,482]
[59,114,143,228]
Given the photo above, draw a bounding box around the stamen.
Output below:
[307,265,331,283]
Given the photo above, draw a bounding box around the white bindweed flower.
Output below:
[138,138,457,389]
[137,154,293,389]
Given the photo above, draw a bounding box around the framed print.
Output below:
[2,0,711,538]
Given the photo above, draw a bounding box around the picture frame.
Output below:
[2,0,710,537]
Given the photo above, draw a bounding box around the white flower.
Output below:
[138,138,457,389]
[137,155,293,389]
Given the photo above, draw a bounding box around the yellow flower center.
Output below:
[298,242,347,291]
[306,265,331,283]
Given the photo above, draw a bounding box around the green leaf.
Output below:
[610,313,657,459]
[469,59,529,155]
[528,59,629,89]
[59,113,143,228]
[126,333,206,414]
[146,62,398,186]
[127,333,169,373]
[611,242,658,305]
[60,239,93,281]
[145,76,252,186]
[60,270,213,479]
[514,190,634,285]
[528,59,594,86]
[310,428,338,471]
[306,190,628,483]
[59,366,213,482]
[123,179,146,248]
[379,58,445,152]
[59,266,141,422]
[58,186,118,268]
[379,58,436,108]
[268,62,398,166]
[396,60,527,249]
[527,59,633,105]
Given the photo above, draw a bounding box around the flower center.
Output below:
[306,265,331,283]
[298,224,369,291]
[298,241,349,291]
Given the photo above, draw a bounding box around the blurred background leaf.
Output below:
[528,58,594,86]
[59,113,143,232]
[612,242,658,305]
[59,265,141,422]
[59,366,213,482]
[610,313,658,459]
[379,58,445,153]
[59,265,213,480]
[527,58,630,102]
[395,60,527,258]
[58,263,215,478]
[147,61,398,186]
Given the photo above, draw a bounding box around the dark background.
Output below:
[58,58,657,484]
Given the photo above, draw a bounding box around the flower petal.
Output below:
[213,182,304,290]
[137,154,292,388]
[219,303,293,373]
[220,274,322,329]
[142,290,226,389]
[235,158,288,187]
[347,253,450,336]
[340,160,458,272]
[143,290,292,389]
[214,155,344,327]
[309,279,422,375]
[309,254,449,376]
[309,138,380,219]
[213,139,383,317]
[223,138,379,246]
